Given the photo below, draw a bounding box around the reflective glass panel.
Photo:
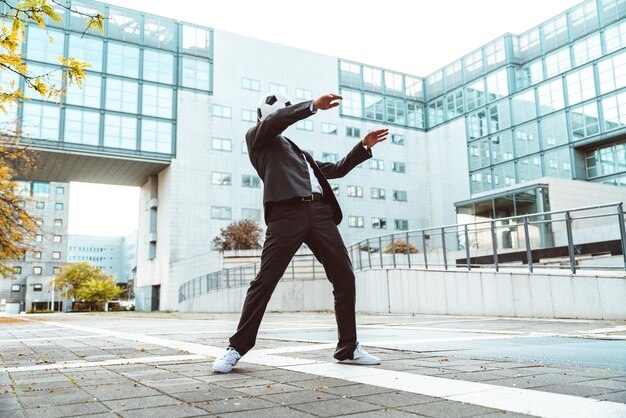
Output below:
[542,14,568,53]
[364,93,384,121]
[105,77,138,113]
[486,69,508,102]
[601,92,626,132]
[493,162,516,188]
[64,108,99,145]
[511,89,536,124]
[566,66,596,106]
[537,79,565,116]
[340,61,361,89]
[517,155,542,182]
[604,20,626,54]
[544,147,572,179]
[465,79,486,111]
[141,119,172,153]
[597,51,626,94]
[514,122,539,157]
[405,76,423,99]
[22,102,60,140]
[181,57,210,90]
[182,25,211,57]
[340,88,362,117]
[544,48,571,78]
[142,84,173,118]
[143,49,174,84]
[144,15,176,50]
[66,72,101,108]
[108,6,141,43]
[27,26,64,64]
[363,67,383,92]
[570,102,600,140]
[540,112,568,148]
[68,34,103,72]
[107,42,139,78]
[572,34,602,67]
[384,72,403,96]
[491,131,514,163]
[104,114,136,149]
[569,0,599,39]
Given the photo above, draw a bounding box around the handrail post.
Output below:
[378,236,383,268]
[523,216,533,273]
[464,224,471,271]
[405,232,411,268]
[291,258,295,279]
[391,235,396,268]
[312,253,316,278]
[357,244,363,270]
[367,238,372,269]
[422,232,428,269]
[226,269,230,288]
[491,221,499,272]
[565,211,576,274]
[441,227,448,270]
[618,203,626,272]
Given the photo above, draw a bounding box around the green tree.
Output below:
[52,261,106,301]
[75,276,121,311]
[212,219,263,251]
[0,1,104,278]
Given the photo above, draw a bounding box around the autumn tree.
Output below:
[383,239,419,254]
[213,219,263,251]
[75,276,121,311]
[52,261,107,302]
[0,0,104,278]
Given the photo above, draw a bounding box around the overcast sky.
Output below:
[68,0,584,236]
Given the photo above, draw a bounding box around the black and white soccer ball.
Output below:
[257,92,292,122]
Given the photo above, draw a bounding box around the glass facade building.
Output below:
[339,0,626,196]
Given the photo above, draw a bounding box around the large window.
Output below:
[340,61,361,89]
[141,119,172,153]
[469,139,490,170]
[570,102,600,140]
[468,110,488,139]
[182,25,211,56]
[585,141,626,179]
[493,162,516,188]
[386,98,405,124]
[66,73,101,108]
[597,51,626,95]
[543,14,568,53]
[364,94,384,121]
[604,20,626,53]
[486,69,508,102]
[572,34,602,67]
[540,112,569,148]
[142,84,173,118]
[427,99,444,126]
[212,105,232,119]
[363,67,382,92]
[68,34,103,72]
[569,0,599,39]
[65,109,100,146]
[105,78,139,114]
[369,159,384,170]
[566,66,596,106]
[393,190,407,201]
[464,50,484,80]
[537,79,565,116]
[241,175,260,188]
[544,48,571,78]
[544,147,572,179]
[103,114,136,149]
[371,188,385,199]
[391,162,406,173]
[242,77,260,92]
[491,132,514,163]
[394,219,409,231]
[341,89,362,118]
[602,92,626,132]
[514,122,540,157]
[211,206,231,220]
[446,90,464,119]
[517,156,542,183]
[144,15,176,49]
[371,217,387,229]
[182,57,211,90]
[108,6,141,43]
[465,79,486,112]
[348,216,364,228]
[518,28,541,61]
[347,186,363,197]
[22,102,60,140]
[511,90,536,124]
[107,42,140,78]
[143,49,174,84]
[27,26,64,64]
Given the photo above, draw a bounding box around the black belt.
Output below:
[274,193,323,205]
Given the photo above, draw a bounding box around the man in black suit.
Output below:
[213,93,388,373]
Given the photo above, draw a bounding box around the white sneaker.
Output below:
[338,344,381,365]
[212,347,241,373]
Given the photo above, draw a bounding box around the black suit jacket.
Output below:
[245,100,372,225]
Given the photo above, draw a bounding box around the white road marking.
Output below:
[20,320,626,418]
[0,355,207,373]
[0,334,109,343]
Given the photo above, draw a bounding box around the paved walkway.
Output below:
[1,312,625,417]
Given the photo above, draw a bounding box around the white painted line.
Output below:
[577,325,626,335]
[0,335,109,343]
[147,325,337,335]
[36,320,626,418]
[0,354,207,373]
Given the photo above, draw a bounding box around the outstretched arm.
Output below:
[316,129,388,179]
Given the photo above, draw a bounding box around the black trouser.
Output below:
[229,199,358,360]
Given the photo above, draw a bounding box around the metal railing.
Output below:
[347,202,626,274]
[179,253,324,303]
[179,202,626,304]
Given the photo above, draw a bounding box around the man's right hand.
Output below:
[313,94,343,111]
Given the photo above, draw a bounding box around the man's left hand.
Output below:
[362,129,389,149]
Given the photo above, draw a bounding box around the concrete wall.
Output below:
[179,267,626,320]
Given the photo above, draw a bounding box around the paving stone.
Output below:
[171,387,244,402]
[289,398,381,417]
[21,401,109,418]
[288,377,358,390]
[259,389,340,405]
[590,390,626,402]
[0,395,21,411]
[531,383,613,397]
[483,373,587,389]
[17,389,95,408]
[474,412,536,417]
[103,394,182,411]
[575,379,626,391]
[83,383,162,401]
[334,409,428,418]
[0,410,25,418]
[118,403,207,418]
[353,391,440,407]
[321,383,396,397]
[192,396,278,414]
[217,405,316,417]
[399,400,497,417]
[233,382,304,396]
[213,377,275,389]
